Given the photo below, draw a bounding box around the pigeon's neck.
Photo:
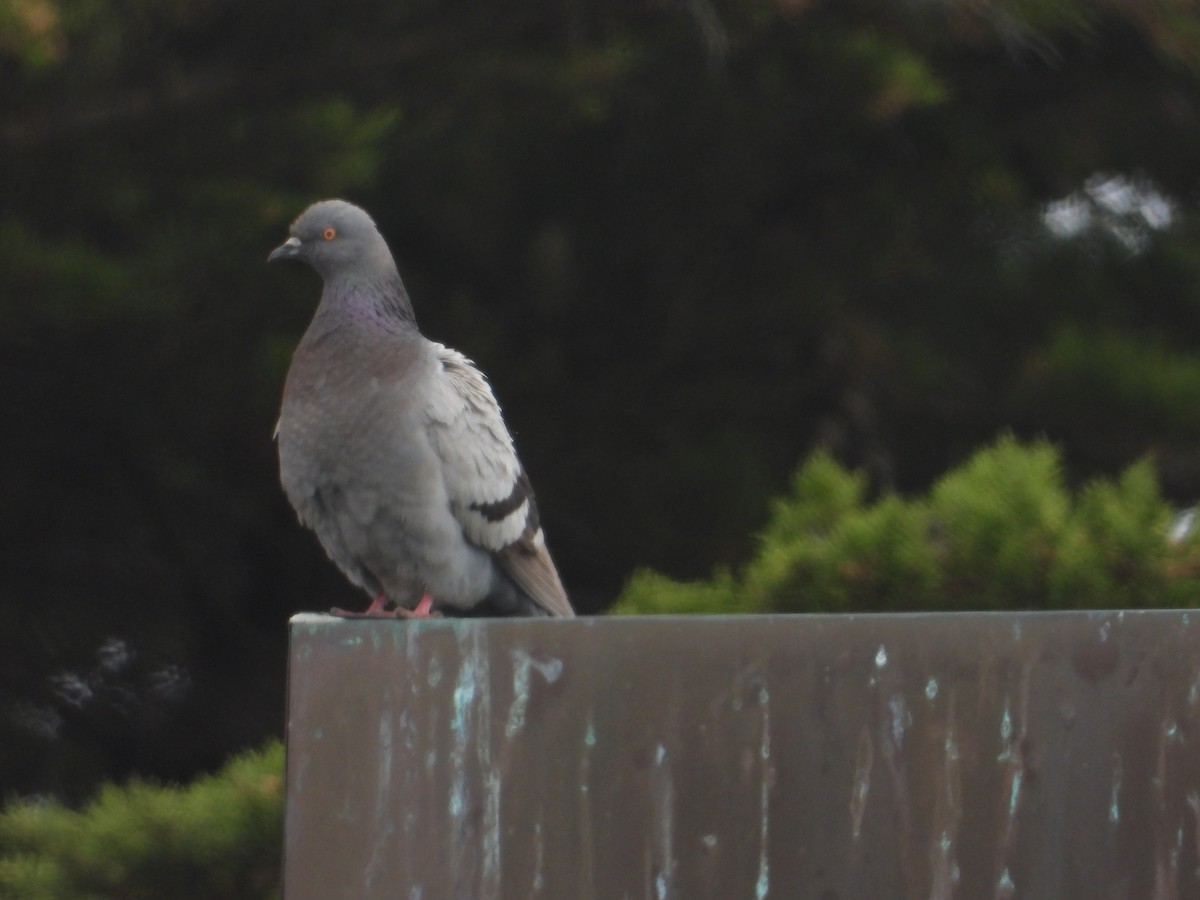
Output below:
[318,266,418,334]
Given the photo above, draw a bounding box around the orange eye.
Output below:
[322,227,337,240]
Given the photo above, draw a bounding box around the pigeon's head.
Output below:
[268,199,393,281]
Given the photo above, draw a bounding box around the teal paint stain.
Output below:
[532,821,545,892]
[451,675,475,738]
[1008,769,1022,819]
[506,651,532,738]
[996,868,1015,899]
[888,695,910,750]
[505,650,563,739]
[755,866,770,899]
[944,728,959,763]
[997,703,1014,761]
[448,637,479,822]
[1109,754,1123,825]
[756,682,771,899]
[850,726,873,840]
[376,709,393,797]
[481,769,502,895]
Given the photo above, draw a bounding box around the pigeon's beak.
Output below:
[268,236,302,263]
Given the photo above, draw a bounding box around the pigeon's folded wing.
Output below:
[425,345,573,617]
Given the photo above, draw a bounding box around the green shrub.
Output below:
[613,567,744,615]
[0,742,283,899]
[616,436,1200,614]
[930,436,1069,608]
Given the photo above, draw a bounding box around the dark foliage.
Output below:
[4,0,1200,799]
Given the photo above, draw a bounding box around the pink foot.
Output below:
[329,592,440,619]
[330,591,397,618]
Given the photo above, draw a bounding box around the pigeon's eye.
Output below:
[323,227,337,241]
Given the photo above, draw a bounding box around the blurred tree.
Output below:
[4,0,1200,798]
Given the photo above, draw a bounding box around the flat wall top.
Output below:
[284,610,1200,899]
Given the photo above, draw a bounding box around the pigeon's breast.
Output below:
[278,330,430,509]
[276,331,495,604]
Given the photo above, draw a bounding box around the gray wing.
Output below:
[425,344,573,617]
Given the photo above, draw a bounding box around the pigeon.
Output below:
[268,199,573,618]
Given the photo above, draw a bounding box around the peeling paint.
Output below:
[578,711,595,895]
[532,819,545,894]
[506,651,531,739]
[756,683,771,900]
[875,645,889,668]
[850,725,873,840]
[1109,753,1123,826]
[506,650,564,739]
[1187,792,1200,874]
[448,646,476,819]
[995,867,1015,899]
[1007,769,1022,820]
[481,769,502,897]
[888,694,910,751]
[993,662,1032,890]
[998,703,1013,756]
[651,741,675,899]
[448,626,492,898]
[930,695,962,900]
[925,677,939,701]
[1187,670,1200,706]
[376,710,393,795]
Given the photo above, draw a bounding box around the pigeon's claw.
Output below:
[395,593,438,619]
